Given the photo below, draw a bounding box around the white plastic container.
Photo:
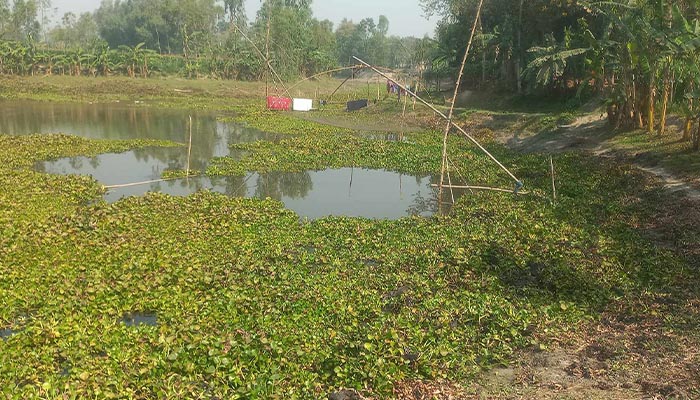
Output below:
[292,98,313,112]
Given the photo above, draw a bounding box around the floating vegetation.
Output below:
[0,92,697,398]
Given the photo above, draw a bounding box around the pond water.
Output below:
[1,100,455,218]
[121,312,158,327]
[0,328,15,340]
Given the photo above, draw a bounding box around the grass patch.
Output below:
[607,129,700,180]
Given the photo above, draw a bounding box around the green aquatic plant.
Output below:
[0,128,695,398]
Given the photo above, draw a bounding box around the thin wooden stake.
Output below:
[550,156,557,203]
[446,159,455,205]
[402,89,408,117]
[186,115,193,178]
[350,165,354,187]
[413,78,418,111]
[349,165,354,196]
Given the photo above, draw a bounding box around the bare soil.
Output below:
[485,111,700,201]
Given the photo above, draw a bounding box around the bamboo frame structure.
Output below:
[281,65,364,97]
[352,56,523,197]
[230,22,288,95]
[439,0,485,206]
[283,64,410,101]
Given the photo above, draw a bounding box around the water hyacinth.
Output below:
[0,91,697,398]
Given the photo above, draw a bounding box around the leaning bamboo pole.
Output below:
[283,65,405,99]
[282,65,363,96]
[430,184,529,195]
[230,22,288,95]
[327,74,355,103]
[352,56,522,189]
[438,0,485,205]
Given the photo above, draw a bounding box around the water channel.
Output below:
[1,100,449,219]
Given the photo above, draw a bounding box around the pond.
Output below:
[1,100,455,219]
[0,328,15,340]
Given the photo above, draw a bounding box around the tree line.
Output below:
[423,0,700,148]
[0,0,439,81]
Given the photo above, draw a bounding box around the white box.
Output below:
[292,98,313,112]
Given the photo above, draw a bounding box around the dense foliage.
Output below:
[423,0,700,147]
[0,0,434,81]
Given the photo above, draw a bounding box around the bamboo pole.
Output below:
[349,165,354,196]
[328,74,354,103]
[402,89,408,117]
[105,177,184,190]
[352,56,521,186]
[446,159,455,205]
[438,0,485,204]
[186,115,193,178]
[264,1,272,98]
[413,78,418,111]
[230,22,287,95]
[431,184,529,195]
[281,64,406,98]
[550,156,556,203]
[282,65,363,96]
[447,154,473,195]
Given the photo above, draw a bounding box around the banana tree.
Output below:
[64,47,89,76]
[54,54,70,76]
[24,34,38,76]
[580,0,667,131]
[671,7,700,141]
[118,42,148,78]
[0,41,11,74]
[9,42,27,75]
[523,33,589,90]
[92,41,112,76]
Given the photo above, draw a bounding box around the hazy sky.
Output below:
[48,0,439,38]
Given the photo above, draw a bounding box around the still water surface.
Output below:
[2,100,450,218]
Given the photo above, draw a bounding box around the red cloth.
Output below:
[267,96,292,111]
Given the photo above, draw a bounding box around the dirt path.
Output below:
[493,112,700,200]
[503,113,615,153]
